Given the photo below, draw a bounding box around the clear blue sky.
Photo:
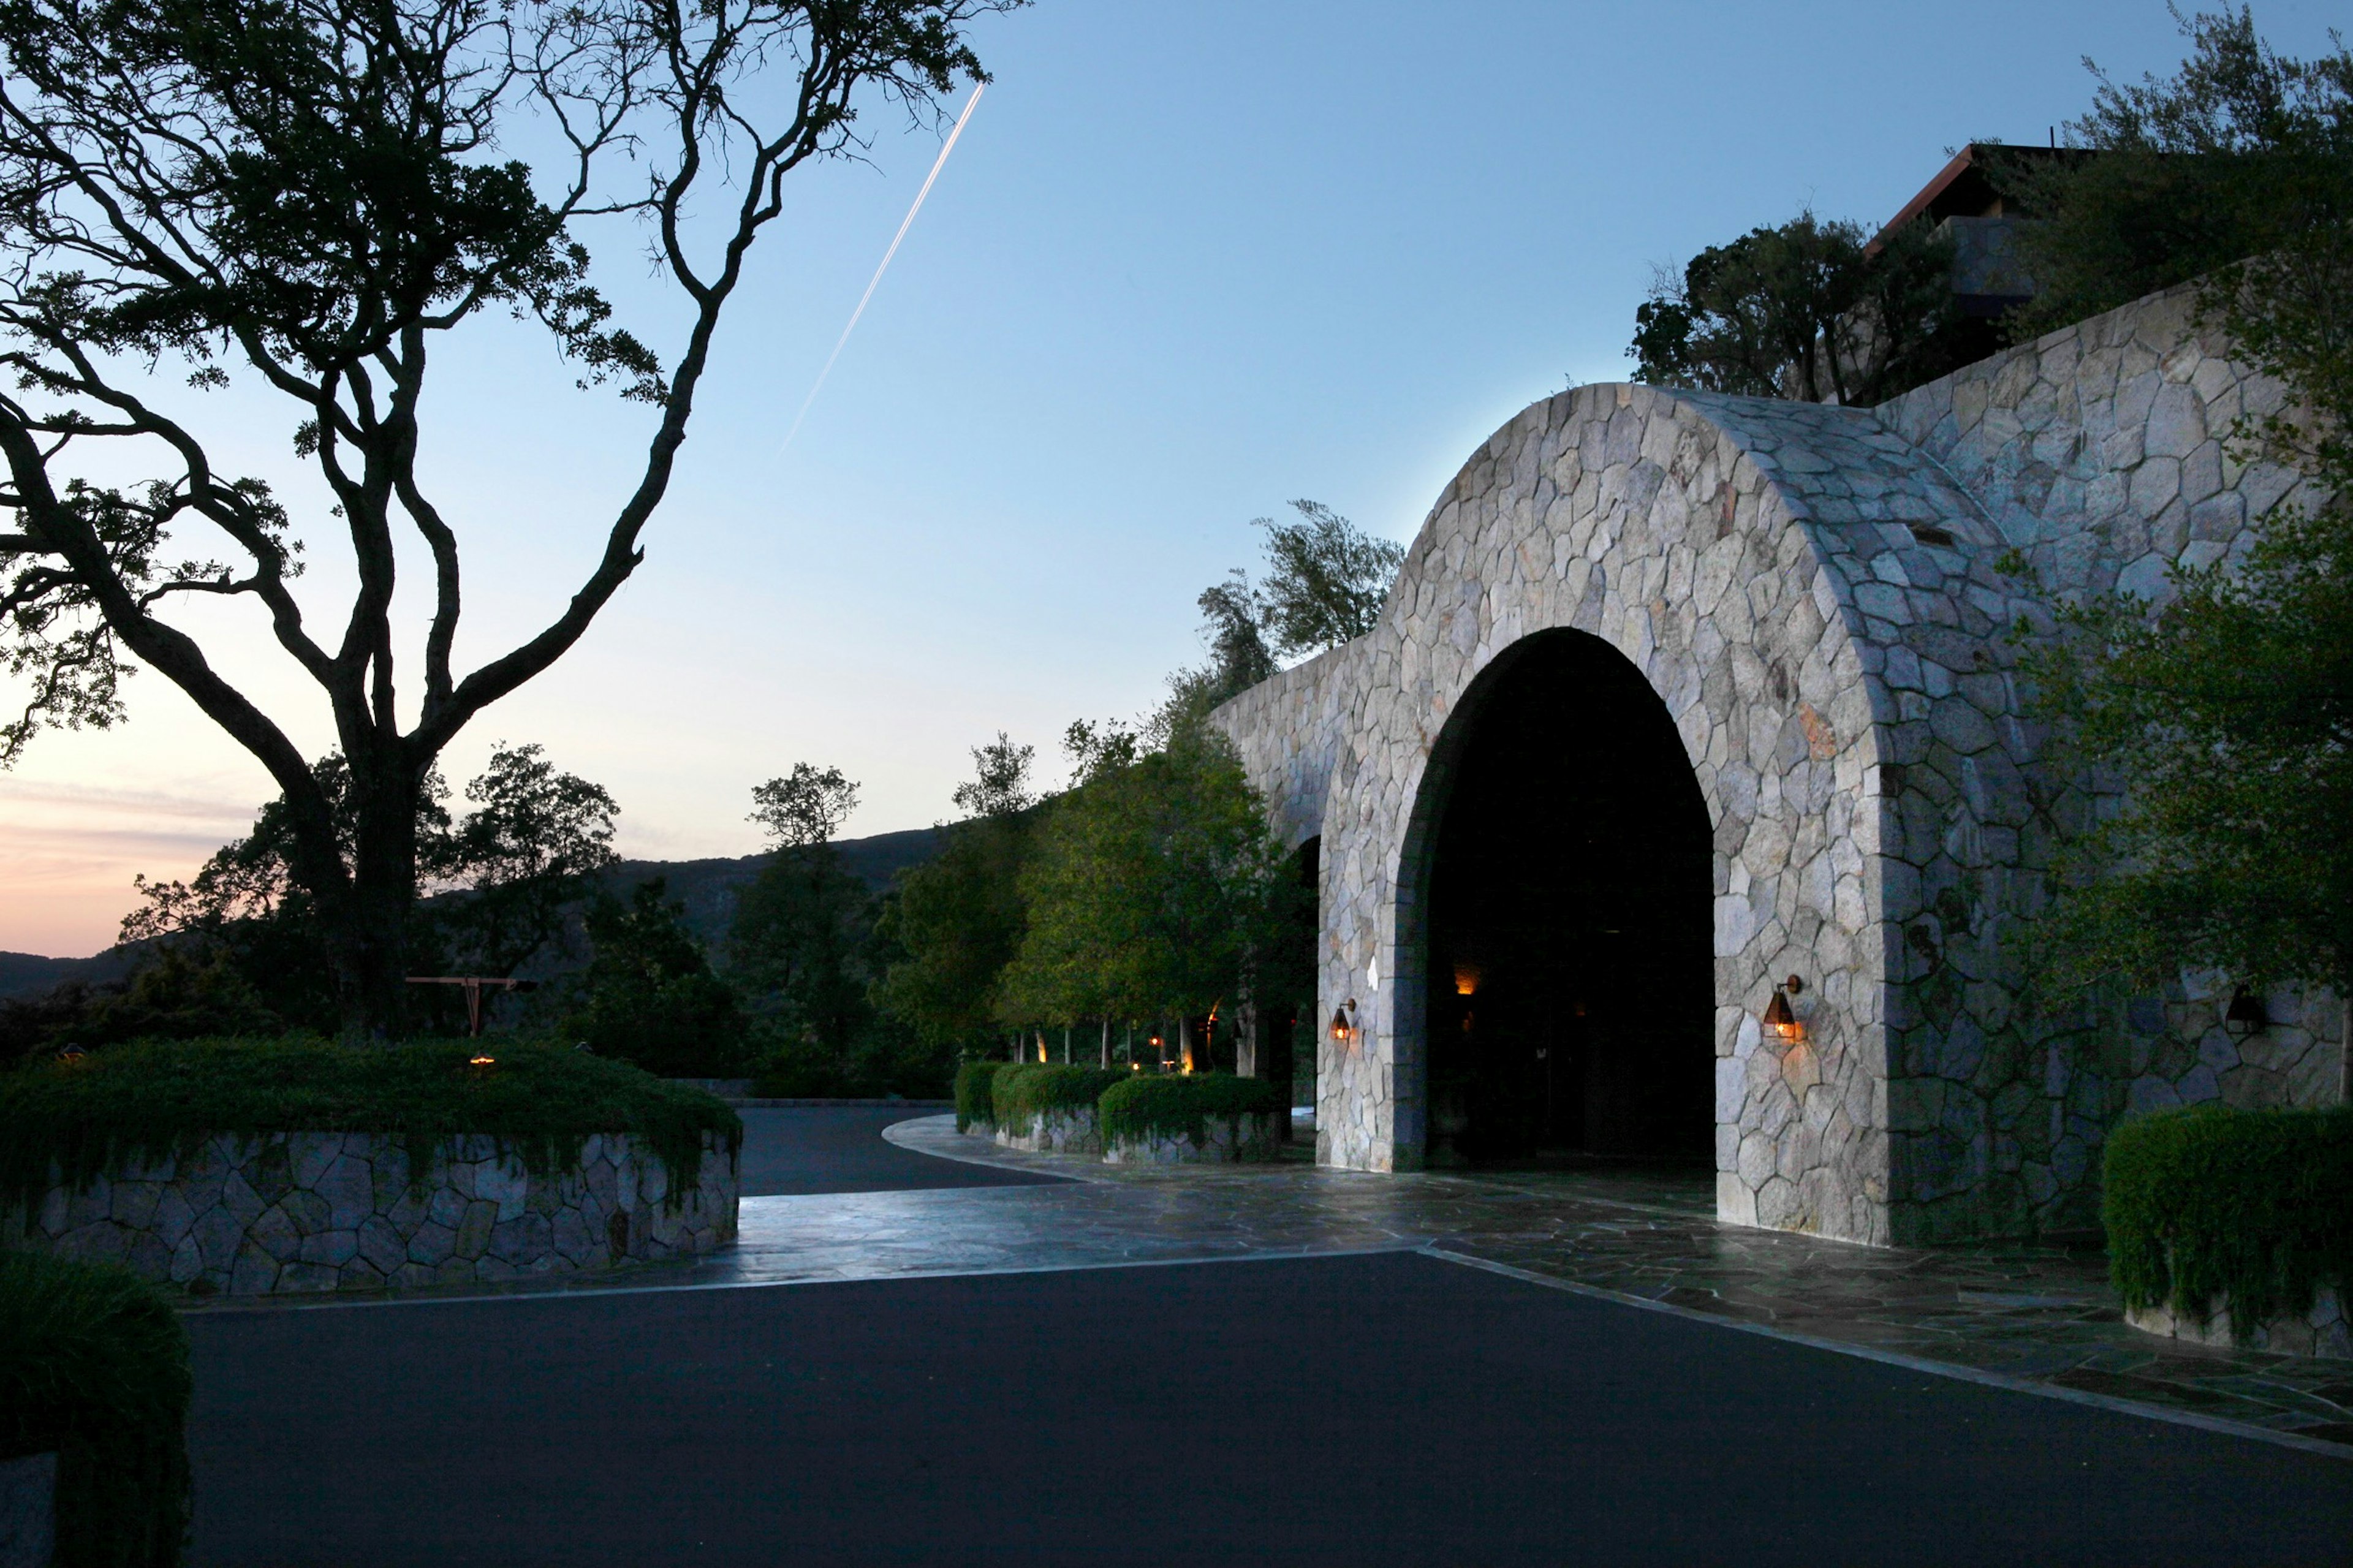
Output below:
[2,0,2342,955]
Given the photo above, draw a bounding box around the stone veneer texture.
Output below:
[2128,1284,2349,1360]
[1213,282,2343,1246]
[997,1107,1104,1156]
[3,1131,738,1295]
[1102,1112,1286,1166]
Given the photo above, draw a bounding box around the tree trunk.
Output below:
[326,750,424,1041]
[1099,1017,1110,1069]
[1180,1015,1195,1074]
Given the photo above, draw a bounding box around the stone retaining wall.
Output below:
[2128,1284,2348,1360]
[1,1131,738,1297]
[996,1107,1103,1156]
[1104,1112,1286,1165]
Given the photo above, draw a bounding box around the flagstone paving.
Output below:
[184,1112,2353,1460]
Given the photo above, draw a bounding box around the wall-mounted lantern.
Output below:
[1453,964,1481,997]
[2224,988,2268,1037]
[1329,999,1360,1046]
[1762,975,1805,1043]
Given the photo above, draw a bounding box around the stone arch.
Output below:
[1302,383,2035,1246]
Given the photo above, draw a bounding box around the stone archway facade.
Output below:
[1214,284,2344,1246]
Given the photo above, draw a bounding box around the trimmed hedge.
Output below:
[0,1036,742,1217]
[2104,1104,2353,1342]
[954,1059,1011,1132]
[1097,1072,1285,1147]
[1,1250,191,1567]
[994,1065,1127,1130]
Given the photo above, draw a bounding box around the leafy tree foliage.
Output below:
[566,879,746,1076]
[1999,8,2353,346]
[21,744,616,1045]
[871,738,1038,1055]
[2017,14,2353,1054]
[950,732,1036,819]
[999,726,1283,1034]
[434,744,619,977]
[1630,210,1978,404]
[748,764,860,850]
[0,0,1015,1032]
[732,763,880,1091]
[1253,499,1407,657]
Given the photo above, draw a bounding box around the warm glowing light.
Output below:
[1762,975,1804,1043]
[1453,963,1480,997]
[469,1054,496,1067]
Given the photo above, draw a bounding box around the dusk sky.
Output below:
[2,1,2341,957]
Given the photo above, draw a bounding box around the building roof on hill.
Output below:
[1876,142,2089,240]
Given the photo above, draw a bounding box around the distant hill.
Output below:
[597,824,944,947]
[0,946,140,1000]
[0,824,947,998]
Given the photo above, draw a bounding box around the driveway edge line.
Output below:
[1421,1244,2353,1465]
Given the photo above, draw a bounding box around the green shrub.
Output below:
[995,1064,1126,1129]
[0,1251,191,1566]
[2104,1104,2353,1341]
[954,1059,1011,1132]
[0,1036,742,1218]
[1097,1072,1284,1148]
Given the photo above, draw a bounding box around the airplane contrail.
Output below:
[777,83,986,454]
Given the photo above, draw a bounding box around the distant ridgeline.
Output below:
[0,824,945,998]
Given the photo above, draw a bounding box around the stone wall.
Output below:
[1208,638,1363,854]
[2128,1284,2349,1360]
[2,1131,738,1296]
[1102,1111,1285,1165]
[997,1106,1104,1156]
[1213,281,2344,1246]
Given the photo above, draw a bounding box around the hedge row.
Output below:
[0,1036,743,1217]
[956,1061,1287,1150]
[0,1251,191,1567]
[953,1059,1004,1132]
[993,1064,1129,1129]
[2104,1104,2353,1342]
[1097,1073,1286,1146]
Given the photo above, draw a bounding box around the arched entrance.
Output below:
[1418,630,1713,1168]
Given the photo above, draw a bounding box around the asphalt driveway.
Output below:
[182,1249,2351,1566]
[733,1105,1067,1197]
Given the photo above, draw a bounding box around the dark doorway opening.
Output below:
[1422,631,1713,1168]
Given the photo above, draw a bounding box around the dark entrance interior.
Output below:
[1422,631,1713,1167]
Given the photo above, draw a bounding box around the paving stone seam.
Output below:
[1421,1245,2353,1466]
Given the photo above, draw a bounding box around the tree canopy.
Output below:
[998,727,1283,1032]
[870,736,1037,1052]
[732,762,877,1089]
[0,0,1016,1033]
[1629,209,1978,405]
[1253,499,1405,659]
[1999,7,2353,346]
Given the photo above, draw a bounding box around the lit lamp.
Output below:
[1328,999,1359,1045]
[1762,975,1805,1043]
[2224,988,2268,1037]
